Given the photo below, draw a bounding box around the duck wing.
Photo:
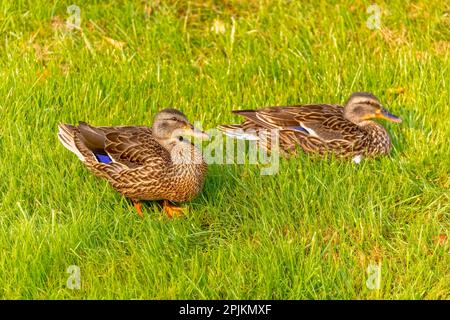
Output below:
[234,104,362,142]
[76,122,171,169]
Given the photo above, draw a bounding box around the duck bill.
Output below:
[378,108,402,123]
[184,125,210,140]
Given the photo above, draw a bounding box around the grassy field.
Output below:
[0,0,448,299]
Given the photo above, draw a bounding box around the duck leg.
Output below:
[163,200,184,218]
[132,200,144,218]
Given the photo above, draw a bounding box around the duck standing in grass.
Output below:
[58,109,209,218]
[218,92,402,160]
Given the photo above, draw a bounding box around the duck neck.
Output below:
[357,121,392,155]
[159,139,206,173]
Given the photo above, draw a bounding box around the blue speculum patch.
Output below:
[290,126,308,133]
[95,153,112,164]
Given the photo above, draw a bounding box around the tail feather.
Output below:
[57,123,86,162]
[232,110,256,116]
[217,124,259,141]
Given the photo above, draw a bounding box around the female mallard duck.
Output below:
[58,109,209,218]
[218,92,401,160]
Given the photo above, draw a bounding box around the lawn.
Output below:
[0,0,448,299]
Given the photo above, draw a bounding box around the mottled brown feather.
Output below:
[221,103,394,158]
[58,123,207,204]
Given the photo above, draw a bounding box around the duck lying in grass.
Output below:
[58,109,209,218]
[218,92,402,160]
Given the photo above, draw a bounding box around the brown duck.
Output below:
[58,109,209,218]
[218,92,402,160]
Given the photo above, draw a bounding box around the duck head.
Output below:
[152,108,209,145]
[343,92,402,125]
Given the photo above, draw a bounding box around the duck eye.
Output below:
[171,117,178,121]
[178,136,183,141]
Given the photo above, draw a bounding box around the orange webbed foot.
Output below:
[132,200,144,218]
[162,200,184,218]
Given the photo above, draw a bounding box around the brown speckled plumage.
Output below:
[58,109,208,213]
[219,92,401,159]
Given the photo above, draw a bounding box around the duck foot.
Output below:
[163,200,183,218]
[132,200,144,218]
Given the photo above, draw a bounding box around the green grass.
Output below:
[0,0,449,299]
